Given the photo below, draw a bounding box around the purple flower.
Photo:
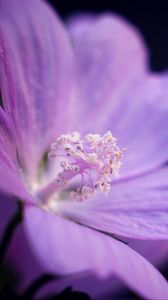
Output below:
[0,0,168,298]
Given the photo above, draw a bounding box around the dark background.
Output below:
[48,0,168,72]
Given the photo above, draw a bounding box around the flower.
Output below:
[0,0,168,299]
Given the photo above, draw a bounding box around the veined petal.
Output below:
[0,162,34,203]
[0,108,34,203]
[68,14,168,177]
[68,14,148,133]
[57,166,168,239]
[0,0,76,176]
[111,74,168,177]
[25,206,168,300]
[0,107,18,171]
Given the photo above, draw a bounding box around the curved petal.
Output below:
[0,162,34,204]
[0,0,76,176]
[4,202,121,299]
[111,74,168,177]
[129,239,168,267]
[0,108,18,171]
[6,219,45,291]
[25,206,168,300]
[57,166,168,239]
[35,274,122,300]
[68,13,148,133]
[68,14,168,177]
[34,240,168,299]
[0,109,34,203]
[68,14,97,41]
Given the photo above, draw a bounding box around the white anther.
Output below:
[48,131,125,202]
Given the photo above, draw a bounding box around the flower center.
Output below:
[36,131,125,204]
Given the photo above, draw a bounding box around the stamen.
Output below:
[42,131,125,202]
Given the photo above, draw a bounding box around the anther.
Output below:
[46,131,125,202]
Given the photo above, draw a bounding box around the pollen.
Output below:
[48,131,125,202]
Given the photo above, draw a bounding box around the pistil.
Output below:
[37,131,125,205]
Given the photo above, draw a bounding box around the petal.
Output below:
[57,166,168,239]
[111,74,168,177]
[35,274,122,300]
[3,201,121,299]
[129,239,168,267]
[69,14,168,177]
[69,14,148,133]
[68,14,97,41]
[0,162,34,203]
[0,195,48,294]
[0,0,76,176]
[0,109,34,203]
[6,218,45,291]
[0,108,18,171]
[25,206,168,300]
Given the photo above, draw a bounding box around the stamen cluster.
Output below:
[49,131,124,201]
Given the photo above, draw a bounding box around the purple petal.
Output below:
[35,274,122,300]
[0,162,34,203]
[111,75,168,177]
[68,15,168,177]
[6,218,45,291]
[129,239,168,267]
[0,0,76,176]
[68,14,97,40]
[0,108,18,171]
[25,206,168,299]
[68,13,148,134]
[3,197,167,299]
[0,109,34,203]
[4,201,120,299]
[57,166,168,239]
